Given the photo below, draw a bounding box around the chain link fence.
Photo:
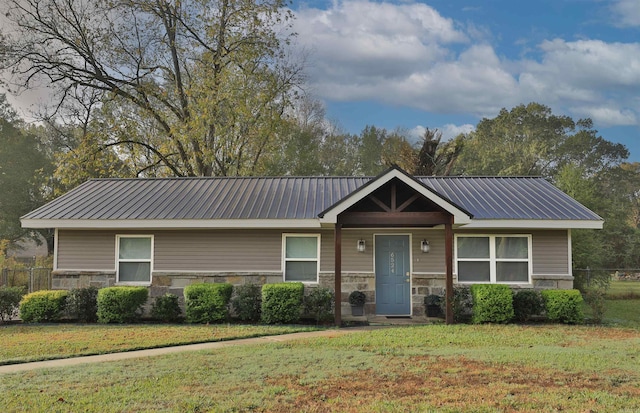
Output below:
[0,267,52,293]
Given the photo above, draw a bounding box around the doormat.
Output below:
[386,316,411,319]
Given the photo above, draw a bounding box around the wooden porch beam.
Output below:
[391,182,397,211]
[339,211,450,226]
[445,216,454,324]
[334,223,342,327]
[396,193,421,212]
[368,195,391,212]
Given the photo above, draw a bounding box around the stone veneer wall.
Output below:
[51,270,572,320]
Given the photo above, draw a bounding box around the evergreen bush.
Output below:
[231,284,262,322]
[261,282,304,324]
[184,283,232,324]
[303,287,334,323]
[541,289,584,324]
[512,290,544,322]
[19,290,68,323]
[0,286,26,322]
[470,284,514,324]
[66,286,99,323]
[151,293,183,323]
[97,287,149,323]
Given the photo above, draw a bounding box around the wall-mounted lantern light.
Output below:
[421,239,430,253]
[357,239,366,253]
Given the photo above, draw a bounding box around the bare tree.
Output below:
[0,0,304,176]
[414,128,463,176]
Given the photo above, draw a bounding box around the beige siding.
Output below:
[57,230,116,270]
[56,227,569,277]
[531,230,569,274]
[154,230,283,272]
[411,229,446,273]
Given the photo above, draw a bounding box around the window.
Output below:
[117,235,153,284]
[456,235,531,284]
[283,234,319,282]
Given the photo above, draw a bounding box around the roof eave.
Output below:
[20,218,322,230]
[460,219,604,230]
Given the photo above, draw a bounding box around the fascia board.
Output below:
[460,219,604,230]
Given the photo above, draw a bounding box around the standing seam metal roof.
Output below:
[21,176,602,222]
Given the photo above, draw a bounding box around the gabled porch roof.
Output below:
[318,167,473,225]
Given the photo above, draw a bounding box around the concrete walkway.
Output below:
[0,327,376,375]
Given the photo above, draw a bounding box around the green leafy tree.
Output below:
[1,0,303,177]
[0,95,51,252]
[358,125,386,175]
[456,103,575,176]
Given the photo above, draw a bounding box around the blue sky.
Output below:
[289,0,640,161]
[2,0,639,162]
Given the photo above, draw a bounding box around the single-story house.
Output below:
[21,167,602,323]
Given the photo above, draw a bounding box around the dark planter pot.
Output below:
[426,305,442,318]
[351,305,364,316]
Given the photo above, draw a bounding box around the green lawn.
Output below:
[0,324,321,364]
[1,324,640,412]
[607,280,640,298]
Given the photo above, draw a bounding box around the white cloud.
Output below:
[295,0,467,82]
[295,1,517,115]
[611,0,640,27]
[570,106,638,127]
[439,123,475,140]
[293,1,640,128]
[408,123,474,143]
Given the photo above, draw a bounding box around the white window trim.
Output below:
[455,234,532,285]
[116,235,154,286]
[282,233,320,283]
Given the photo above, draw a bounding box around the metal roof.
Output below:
[418,177,602,221]
[22,174,601,223]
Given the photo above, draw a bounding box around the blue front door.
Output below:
[375,235,411,315]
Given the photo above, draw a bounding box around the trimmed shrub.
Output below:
[66,286,99,323]
[97,287,149,323]
[470,284,514,324]
[19,290,68,323]
[0,286,26,322]
[184,283,233,324]
[261,282,304,324]
[512,290,544,323]
[151,293,183,323]
[303,287,335,324]
[440,286,472,323]
[582,287,606,324]
[231,284,262,322]
[541,289,584,324]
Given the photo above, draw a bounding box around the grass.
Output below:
[0,324,322,364]
[1,324,639,412]
[607,280,640,299]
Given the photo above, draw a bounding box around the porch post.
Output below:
[334,223,342,326]
[445,217,454,324]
